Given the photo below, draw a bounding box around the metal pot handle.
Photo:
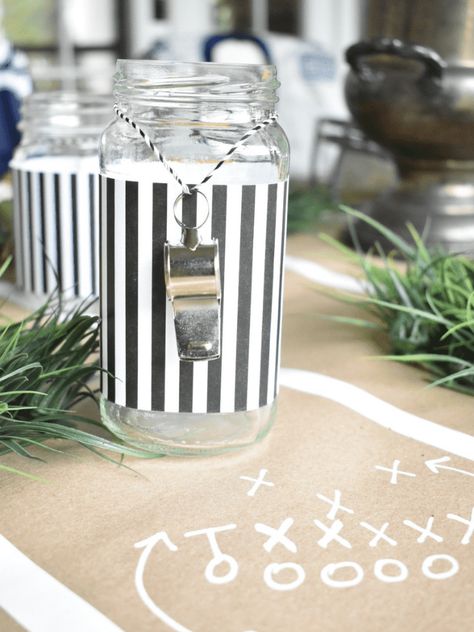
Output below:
[345,37,446,82]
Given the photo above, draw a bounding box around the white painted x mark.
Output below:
[255,518,297,553]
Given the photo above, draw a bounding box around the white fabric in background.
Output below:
[143,31,346,181]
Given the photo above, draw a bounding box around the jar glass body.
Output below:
[10,92,111,301]
[99,61,289,455]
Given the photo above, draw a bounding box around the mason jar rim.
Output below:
[20,91,112,135]
[117,58,275,71]
[22,91,111,114]
[114,59,279,106]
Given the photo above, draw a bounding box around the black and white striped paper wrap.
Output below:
[11,160,99,299]
[100,175,289,414]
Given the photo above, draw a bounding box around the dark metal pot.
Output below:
[345,0,474,252]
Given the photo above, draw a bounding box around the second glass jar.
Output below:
[11,92,111,302]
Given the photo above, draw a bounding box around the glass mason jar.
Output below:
[10,92,111,302]
[99,60,289,455]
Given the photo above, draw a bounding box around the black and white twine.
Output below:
[113,104,278,197]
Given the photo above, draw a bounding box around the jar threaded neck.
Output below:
[113,60,279,110]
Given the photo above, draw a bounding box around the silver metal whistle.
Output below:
[164,191,221,361]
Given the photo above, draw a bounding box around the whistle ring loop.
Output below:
[173,190,210,230]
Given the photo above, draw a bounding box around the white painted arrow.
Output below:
[425,456,474,477]
[134,532,192,632]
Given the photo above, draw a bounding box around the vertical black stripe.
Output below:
[27,172,35,293]
[89,174,97,295]
[234,185,256,410]
[151,182,167,410]
[274,181,288,397]
[99,176,104,393]
[106,178,116,401]
[178,188,197,412]
[71,174,79,296]
[39,173,48,294]
[259,183,278,406]
[207,185,227,412]
[125,180,139,408]
[54,174,63,292]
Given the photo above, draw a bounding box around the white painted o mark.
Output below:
[422,554,459,580]
[320,562,364,588]
[205,554,239,585]
[374,559,409,584]
[263,563,306,591]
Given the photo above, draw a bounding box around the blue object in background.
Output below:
[300,50,336,82]
[203,31,272,64]
[0,41,32,177]
[0,90,21,176]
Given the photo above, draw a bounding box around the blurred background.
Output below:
[3,0,400,258]
[0,0,383,189]
[5,0,474,261]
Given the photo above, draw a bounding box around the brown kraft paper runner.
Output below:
[0,234,472,631]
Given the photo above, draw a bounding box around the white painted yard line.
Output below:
[280,368,474,462]
[285,255,367,294]
[0,534,123,632]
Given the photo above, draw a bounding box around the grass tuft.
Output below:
[0,285,162,476]
[325,207,474,395]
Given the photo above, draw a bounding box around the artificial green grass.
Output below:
[324,206,474,395]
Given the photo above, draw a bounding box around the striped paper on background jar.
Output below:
[10,92,111,302]
[99,60,290,456]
